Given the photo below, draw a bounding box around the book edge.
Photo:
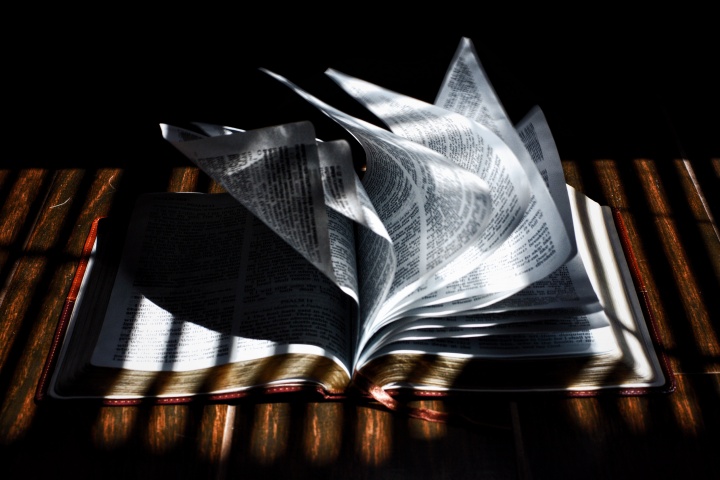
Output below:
[605,207,676,396]
[37,208,676,406]
[35,217,103,403]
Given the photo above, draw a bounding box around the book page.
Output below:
[172,122,397,365]
[317,139,369,304]
[356,308,612,366]
[401,252,599,317]
[91,193,354,373]
[359,189,663,389]
[362,323,619,363]
[163,123,374,305]
[262,69,499,361]
[404,108,600,316]
[569,188,664,385]
[161,121,336,284]
[317,139,396,362]
[325,46,572,313]
[407,37,573,305]
[325,69,532,309]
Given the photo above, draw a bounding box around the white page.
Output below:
[91,193,354,372]
[161,121,336,283]
[163,122,400,366]
[326,69,539,310]
[361,325,619,366]
[261,69,496,359]
[406,109,601,316]
[405,37,574,305]
[186,122,392,308]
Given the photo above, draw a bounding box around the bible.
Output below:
[38,37,671,405]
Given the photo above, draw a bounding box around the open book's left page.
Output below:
[92,193,354,373]
[48,193,356,399]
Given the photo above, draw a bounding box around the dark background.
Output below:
[7,11,718,172]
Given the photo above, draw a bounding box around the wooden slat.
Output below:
[0,169,52,363]
[223,400,517,479]
[2,147,718,480]
[632,158,720,373]
[519,156,720,479]
[1,169,94,441]
[514,372,720,479]
[0,167,226,479]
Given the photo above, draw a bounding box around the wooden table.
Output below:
[2,30,719,480]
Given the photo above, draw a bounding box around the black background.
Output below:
[6,11,718,171]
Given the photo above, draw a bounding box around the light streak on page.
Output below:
[383,37,572,310]
[262,69,494,360]
[326,69,534,312]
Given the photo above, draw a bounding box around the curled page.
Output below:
[515,106,576,245]
[162,122,400,361]
[161,121,335,283]
[261,69,494,351]
[403,37,572,308]
[325,69,532,305]
[189,122,379,305]
[315,138,397,358]
[404,107,599,316]
[325,65,572,315]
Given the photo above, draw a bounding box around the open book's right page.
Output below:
[325,38,574,316]
[351,38,666,391]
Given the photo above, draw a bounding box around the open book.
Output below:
[38,38,671,405]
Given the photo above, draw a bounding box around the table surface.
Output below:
[2,28,719,480]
